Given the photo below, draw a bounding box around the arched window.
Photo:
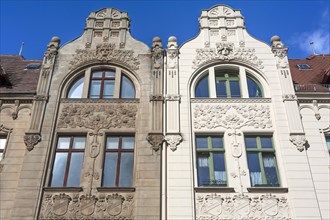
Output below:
[195,74,209,98]
[66,67,136,99]
[247,76,263,98]
[67,76,84,98]
[193,65,265,98]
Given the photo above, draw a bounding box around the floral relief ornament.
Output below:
[193,104,272,130]
[289,134,307,152]
[164,134,183,151]
[57,104,137,131]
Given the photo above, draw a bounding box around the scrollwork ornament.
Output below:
[164,134,182,151]
[69,43,140,71]
[289,134,307,152]
[24,133,41,151]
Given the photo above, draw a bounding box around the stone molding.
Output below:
[69,43,140,71]
[191,98,271,103]
[147,133,164,152]
[193,104,272,130]
[60,98,139,104]
[0,100,32,120]
[164,94,181,101]
[24,133,41,151]
[196,193,291,220]
[39,192,133,219]
[289,134,307,152]
[149,95,164,102]
[57,103,137,131]
[164,134,182,151]
[193,44,264,70]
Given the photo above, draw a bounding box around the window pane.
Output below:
[197,155,210,186]
[51,153,68,187]
[213,153,226,185]
[247,153,262,186]
[89,80,101,98]
[119,152,134,187]
[247,77,263,97]
[216,80,227,97]
[196,137,208,149]
[103,80,114,98]
[122,137,134,149]
[326,137,330,151]
[107,137,119,149]
[263,153,279,186]
[0,138,6,150]
[68,77,84,98]
[261,137,273,149]
[245,137,257,148]
[230,80,241,97]
[57,137,70,149]
[67,153,84,187]
[120,75,135,98]
[105,71,115,77]
[195,75,209,98]
[103,152,117,187]
[211,137,223,149]
[92,71,102,78]
[73,137,86,149]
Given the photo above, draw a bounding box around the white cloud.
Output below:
[290,8,330,55]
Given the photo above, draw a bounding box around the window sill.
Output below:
[97,187,135,192]
[194,187,235,193]
[43,187,83,192]
[247,187,288,193]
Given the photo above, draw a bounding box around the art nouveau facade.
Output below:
[0,5,329,220]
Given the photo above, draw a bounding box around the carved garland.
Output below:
[193,104,272,130]
[193,43,264,69]
[196,193,291,220]
[69,43,140,71]
[39,193,133,219]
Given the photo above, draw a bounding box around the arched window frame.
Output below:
[64,65,139,99]
[192,64,269,98]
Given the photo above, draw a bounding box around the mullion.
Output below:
[115,137,123,187]
[62,136,74,187]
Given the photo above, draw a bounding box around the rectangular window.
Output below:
[0,136,7,161]
[196,135,226,187]
[50,136,86,187]
[102,136,134,187]
[245,135,279,187]
[89,71,115,99]
[215,70,241,98]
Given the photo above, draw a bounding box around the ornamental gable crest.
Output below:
[69,43,140,70]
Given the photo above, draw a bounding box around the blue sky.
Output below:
[1,0,329,59]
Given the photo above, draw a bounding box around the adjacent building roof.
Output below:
[289,54,330,92]
[0,55,41,95]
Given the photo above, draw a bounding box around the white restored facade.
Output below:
[0,4,329,220]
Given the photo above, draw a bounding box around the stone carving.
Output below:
[289,135,307,152]
[69,43,140,71]
[24,133,41,151]
[271,36,289,68]
[193,45,264,69]
[196,193,291,220]
[164,134,182,151]
[228,130,242,158]
[150,95,164,101]
[282,94,298,102]
[57,104,137,131]
[193,104,272,130]
[152,37,163,69]
[167,36,178,69]
[40,193,133,219]
[147,133,164,151]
